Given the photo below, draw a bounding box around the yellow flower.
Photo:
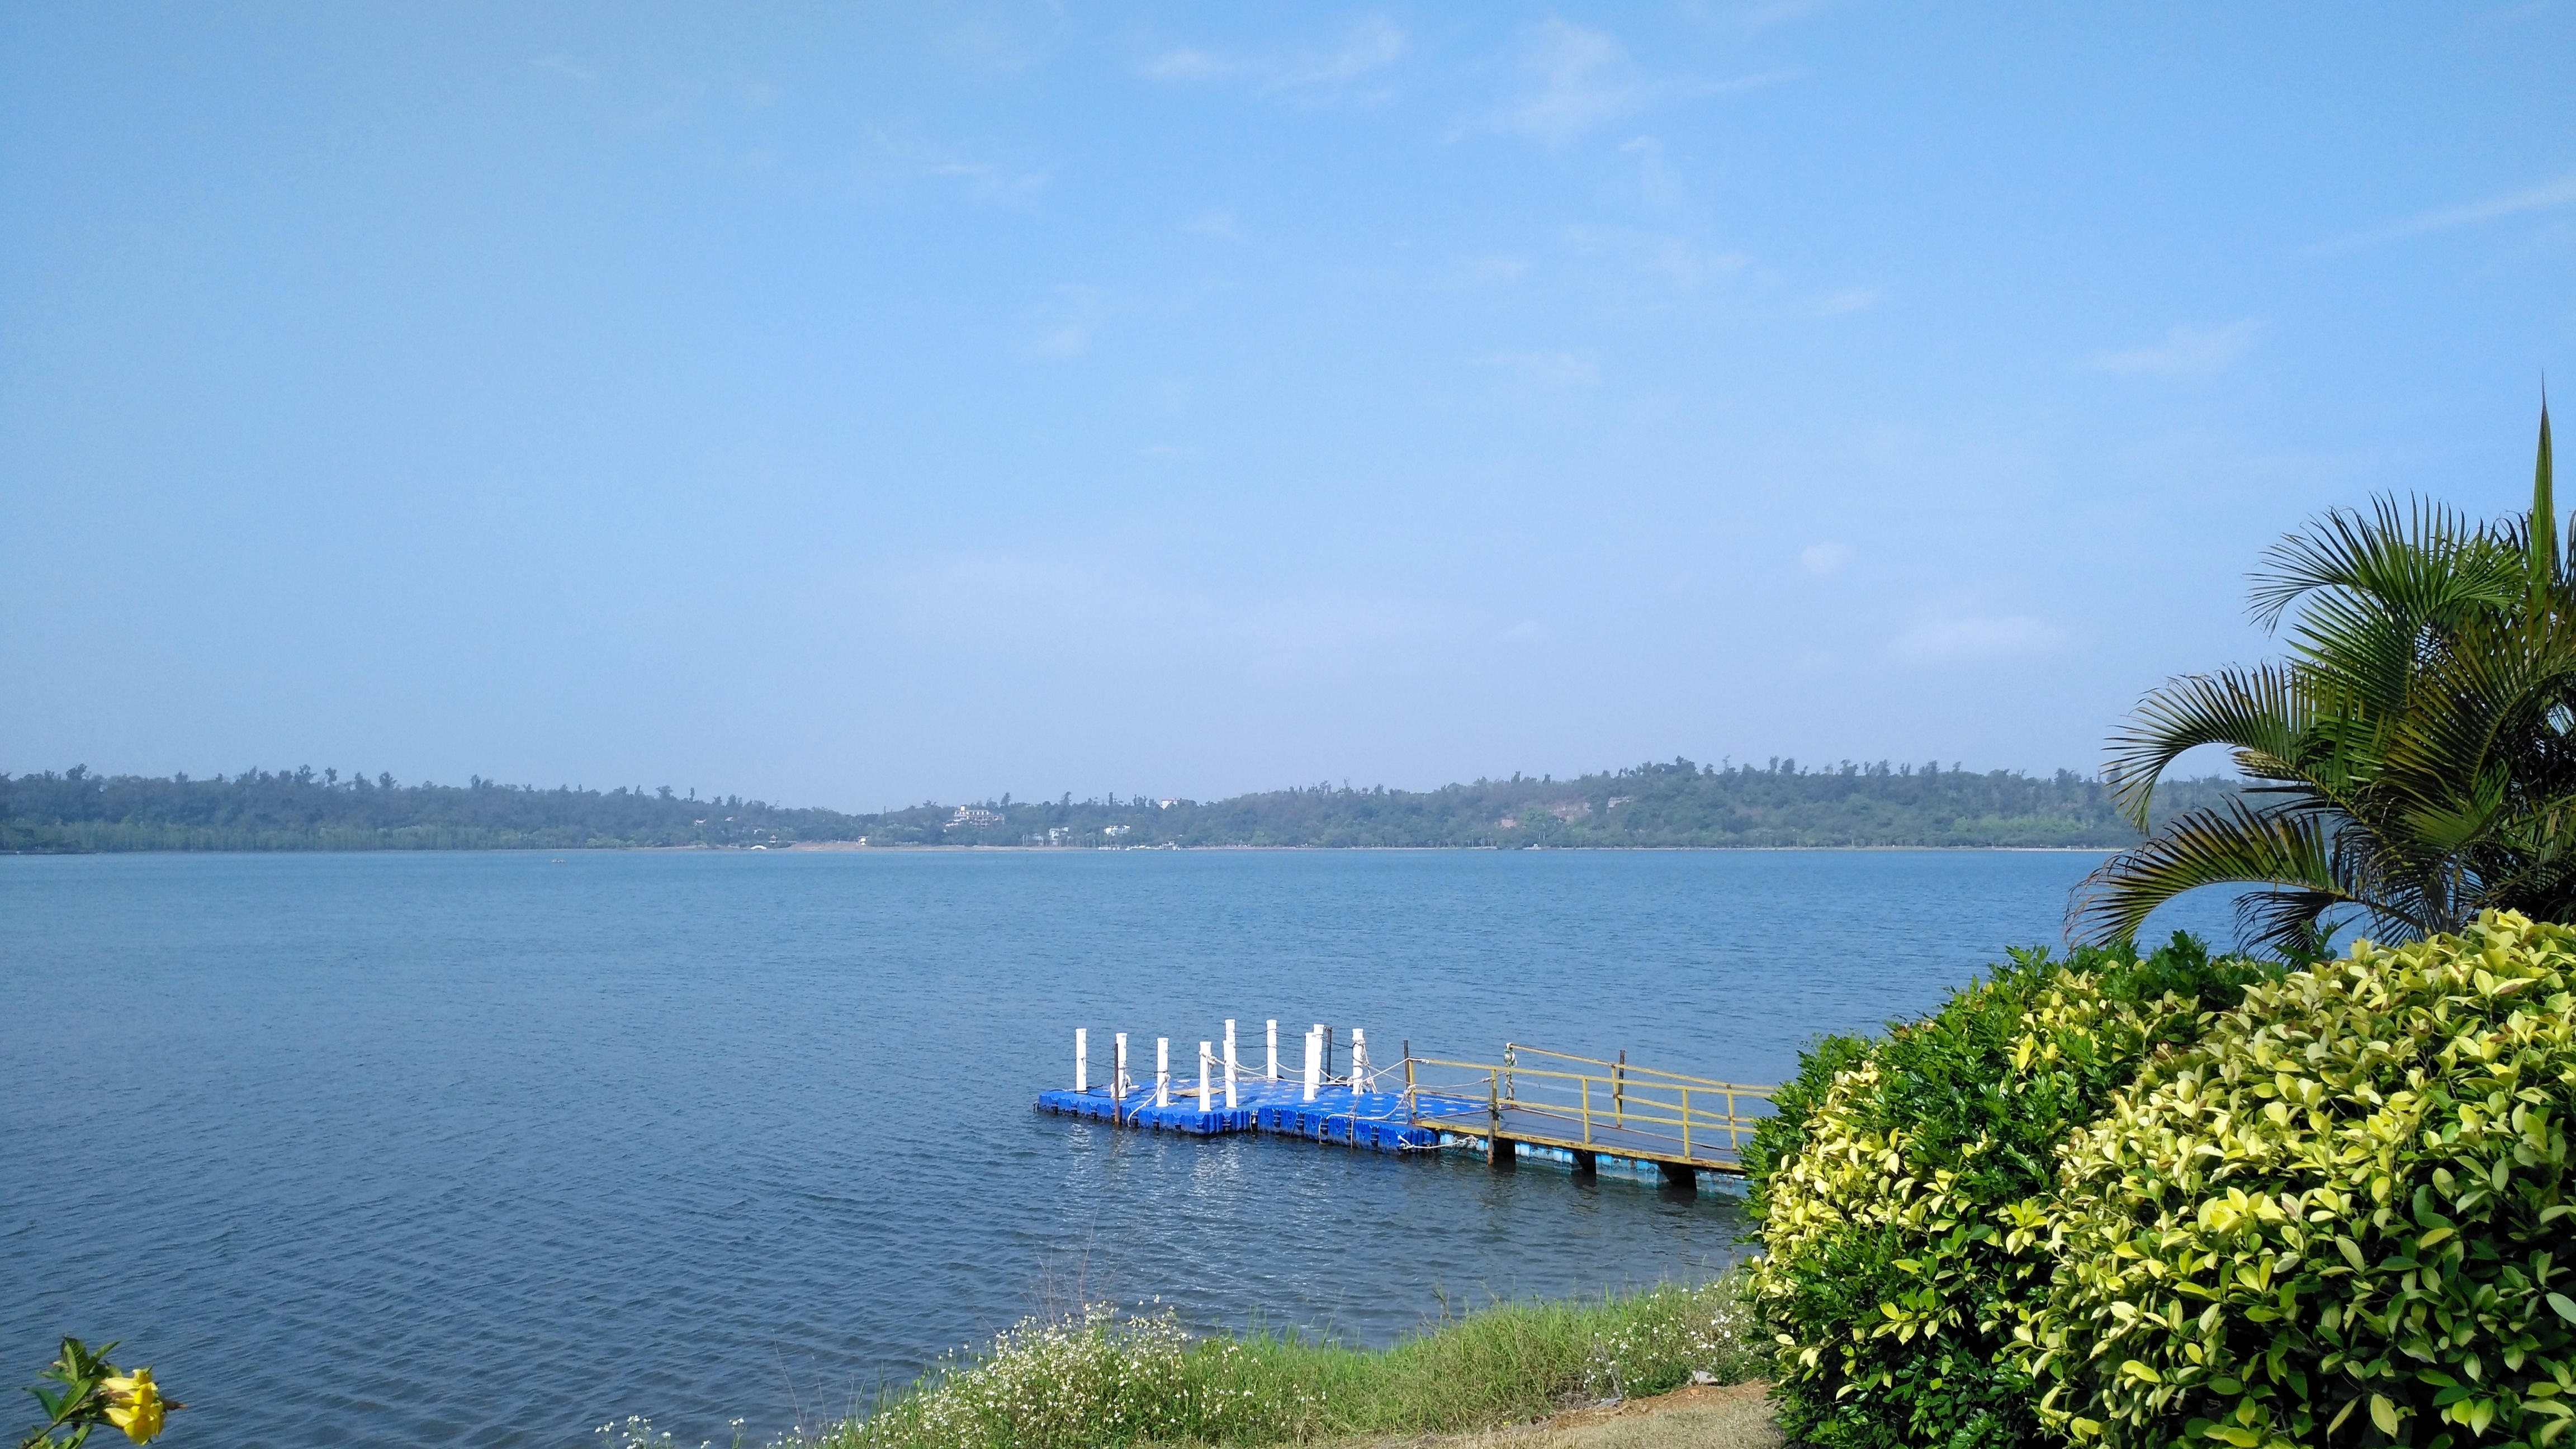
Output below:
[98,1367,168,1443]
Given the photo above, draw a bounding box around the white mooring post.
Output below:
[1223,1025,1240,1109]
[1302,1028,1322,1101]
[1198,1041,1214,1112]
[1266,1019,1280,1080]
[1115,1033,1130,1097]
[1156,1038,1171,1108]
[1351,1029,1368,1092]
[1076,1028,1088,1092]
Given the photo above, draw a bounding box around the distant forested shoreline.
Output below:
[1,759,2238,853]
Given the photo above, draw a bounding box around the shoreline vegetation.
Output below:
[1,760,2238,854]
[605,1276,1770,1449]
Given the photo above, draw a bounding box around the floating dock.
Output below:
[1035,1079,1467,1151]
[1035,1024,1771,1194]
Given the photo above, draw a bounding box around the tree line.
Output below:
[1,757,2237,853]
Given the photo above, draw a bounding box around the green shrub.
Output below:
[2025,911,2576,1449]
[1745,934,2274,1449]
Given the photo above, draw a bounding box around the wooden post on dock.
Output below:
[1156,1038,1170,1109]
[1403,1043,1415,1124]
[1197,1041,1213,1113]
[1487,1070,1514,1171]
[1321,1024,1334,1082]
[1076,1028,1088,1093]
[1614,1050,1625,1128]
[1266,1019,1278,1080]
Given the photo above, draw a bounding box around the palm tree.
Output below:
[2072,402,2568,955]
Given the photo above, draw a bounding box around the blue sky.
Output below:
[4,4,2570,809]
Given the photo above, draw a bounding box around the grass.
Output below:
[754,1273,1768,1449]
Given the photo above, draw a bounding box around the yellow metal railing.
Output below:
[1398,1043,1772,1163]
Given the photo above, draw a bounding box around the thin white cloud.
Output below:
[1473,350,1600,386]
[1136,16,1407,99]
[532,56,597,83]
[1186,211,1242,240]
[1484,20,1800,144]
[1620,136,1681,209]
[2085,320,2262,378]
[1890,615,2068,666]
[1736,0,1835,32]
[1815,287,1879,316]
[1564,226,1749,289]
[1024,286,1111,359]
[1497,20,1639,143]
[1798,542,1850,576]
[2307,173,2576,253]
[863,127,1047,207]
[1273,15,1407,88]
[1138,47,1234,82]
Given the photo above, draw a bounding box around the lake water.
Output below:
[0,849,2241,1447]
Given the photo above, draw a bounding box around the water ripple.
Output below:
[0,849,2237,1446]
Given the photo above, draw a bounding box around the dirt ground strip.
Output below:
[1368,1381,1782,1449]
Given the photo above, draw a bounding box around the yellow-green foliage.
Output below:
[1745,940,2270,1449]
[2025,912,2576,1448]
[785,1278,1763,1449]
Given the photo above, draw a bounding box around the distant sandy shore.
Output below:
[771,841,2113,853]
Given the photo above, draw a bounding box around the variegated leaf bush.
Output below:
[1745,936,2274,1449]
[2025,912,2576,1449]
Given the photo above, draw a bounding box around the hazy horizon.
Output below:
[7,753,2239,820]
[5,5,2568,807]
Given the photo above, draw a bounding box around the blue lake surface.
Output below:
[0,849,2242,1447]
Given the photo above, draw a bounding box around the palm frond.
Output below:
[2105,664,2366,830]
[2067,798,2412,950]
[2467,794,2576,913]
[2248,495,2516,636]
[2535,395,2557,612]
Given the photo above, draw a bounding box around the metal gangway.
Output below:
[1400,1044,1772,1183]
